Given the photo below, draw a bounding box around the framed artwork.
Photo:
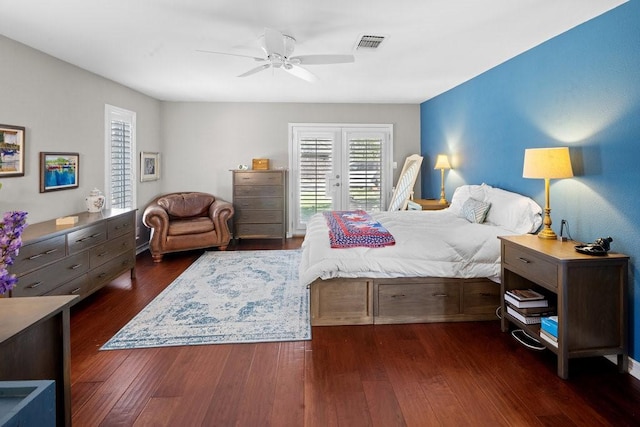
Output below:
[40,152,79,192]
[141,151,160,182]
[0,124,25,177]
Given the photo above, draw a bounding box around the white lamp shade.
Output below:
[434,154,451,170]
[523,147,573,179]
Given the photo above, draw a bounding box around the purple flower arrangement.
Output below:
[0,211,28,295]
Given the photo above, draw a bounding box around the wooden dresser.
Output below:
[8,209,136,302]
[232,170,286,240]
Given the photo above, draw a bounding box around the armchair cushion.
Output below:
[158,193,215,218]
[168,217,215,236]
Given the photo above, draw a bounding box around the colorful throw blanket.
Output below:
[323,210,395,248]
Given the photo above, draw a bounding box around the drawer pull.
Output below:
[432,293,448,297]
[115,223,129,230]
[91,232,103,238]
[70,264,83,270]
[27,248,60,260]
[98,273,107,278]
[97,251,109,257]
[479,292,493,297]
[45,248,59,255]
[28,253,43,260]
[517,257,531,264]
[71,288,81,295]
[29,281,44,289]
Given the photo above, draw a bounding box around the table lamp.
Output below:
[522,147,573,239]
[434,154,451,204]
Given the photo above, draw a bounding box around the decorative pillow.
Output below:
[461,198,491,223]
[447,184,487,216]
[482,184,542,233]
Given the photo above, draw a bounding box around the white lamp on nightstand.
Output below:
[434,154,451,205]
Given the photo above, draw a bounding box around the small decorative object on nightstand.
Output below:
[414,198,449,211]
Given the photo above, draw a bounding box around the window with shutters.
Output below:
[289,124,393,235]
[105,105,136,209]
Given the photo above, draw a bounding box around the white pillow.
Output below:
[482,184,542,233]
[461,198,491,223]
[448,184,487,216]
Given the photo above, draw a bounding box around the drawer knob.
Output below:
[518,257,531,264]
[432,293,448,297]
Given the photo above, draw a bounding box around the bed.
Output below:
[300,183,543,326]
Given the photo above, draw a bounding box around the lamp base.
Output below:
[537,226,557,239]
[438,198,448,205]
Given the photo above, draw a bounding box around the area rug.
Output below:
[101,249,309,350]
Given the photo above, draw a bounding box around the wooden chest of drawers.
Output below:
[8,209,136,303]
[232,170,286,240]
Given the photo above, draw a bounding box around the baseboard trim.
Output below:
[136,243,149,255]
[604,355,640,380]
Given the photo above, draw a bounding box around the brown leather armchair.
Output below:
[143,192,234,262]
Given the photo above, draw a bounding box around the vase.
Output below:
[85,188,105,213]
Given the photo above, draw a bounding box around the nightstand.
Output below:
[413,198,449,210]
[499,234,629,379]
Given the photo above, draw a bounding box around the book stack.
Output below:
[504,289,554,325]
[539,316,558,347]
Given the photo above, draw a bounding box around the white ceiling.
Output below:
[0,0,626,104]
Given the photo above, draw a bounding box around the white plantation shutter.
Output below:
[105,105,136,209]
[299,137,334,224]
[347,137,383,211]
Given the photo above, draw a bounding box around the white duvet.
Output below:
[299,209,518,286]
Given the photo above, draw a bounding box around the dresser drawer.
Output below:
[88,251,135,287]
[235,223,284,238]
[12,252,90,297]
[235,209,283,223]
[10,235,66,275]
[234,171,284,186]
[68,223,107,254]
[45,274,87,297]
[107,211,136,239]
[234,197,284,210]
[376,282,461,317]
[234,185,283,198]
[504,244,558,289]
[89,233,135,268]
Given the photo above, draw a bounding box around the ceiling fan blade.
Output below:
[196,49,265,62]
[290,54,355,65]
[238,63,271,78]
[284,64,318,83]
[263,27,285,57]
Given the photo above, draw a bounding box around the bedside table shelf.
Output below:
[413,199,449,211]
[499,234,629,379]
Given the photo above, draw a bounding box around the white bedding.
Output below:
[299,209,518,286]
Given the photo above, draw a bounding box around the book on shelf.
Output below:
[505,302,556,317]
[539,328,558,343]
[539,329,558,347]
[504,293,549,309]
[506,288,545,301]
[506,306,542,324]
[541,316,558,337]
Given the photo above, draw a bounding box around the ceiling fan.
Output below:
[197,28,355,83]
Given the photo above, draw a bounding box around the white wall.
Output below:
[0,35,162,229]
[159,102,421,203]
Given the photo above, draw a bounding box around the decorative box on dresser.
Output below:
[499,234,629,379]
[232,169,286,241]
[8,209,136,301]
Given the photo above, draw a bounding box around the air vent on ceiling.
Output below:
[356,35,385,49]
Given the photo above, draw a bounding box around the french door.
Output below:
[289,124,393,235]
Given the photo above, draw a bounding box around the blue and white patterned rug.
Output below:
[101,249,309,350]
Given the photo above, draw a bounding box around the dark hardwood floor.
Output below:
[70,238,640,426]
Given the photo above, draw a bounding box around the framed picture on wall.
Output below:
[141,151,160,182]
[0,124,25,177]
[40,152,79,192]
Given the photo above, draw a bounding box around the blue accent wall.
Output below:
[421,1,640,361]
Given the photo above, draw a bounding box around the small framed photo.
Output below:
[141,151,160,182]
[0,124,25,177]
[40,152,79,192]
